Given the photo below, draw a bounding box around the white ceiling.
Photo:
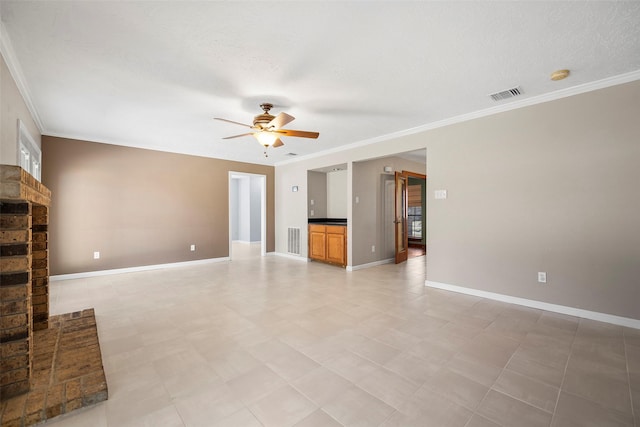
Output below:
[2,1,640,166]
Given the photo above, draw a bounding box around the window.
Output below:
[17,120,41,181]
[407,182,424,239]
[408,206,422,239]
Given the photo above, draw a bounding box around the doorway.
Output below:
[395,170,426,263]
[407,175,426,258]
[228,172,266,260]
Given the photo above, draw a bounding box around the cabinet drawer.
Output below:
[309,224,325,233]
[325,225,346,235]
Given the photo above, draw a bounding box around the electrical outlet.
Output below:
[538,272,547,283]
[371,245,375,252]
[190,244,196,251]
[310,210,314,216]
[93,251,100,260]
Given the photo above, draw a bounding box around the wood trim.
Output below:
[401,170,427,180]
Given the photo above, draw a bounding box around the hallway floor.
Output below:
[42,251,639,426]
[408,246,426,259]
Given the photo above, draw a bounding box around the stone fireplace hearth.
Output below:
[1,165,108,426]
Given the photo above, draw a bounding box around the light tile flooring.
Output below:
[43,243,639,427]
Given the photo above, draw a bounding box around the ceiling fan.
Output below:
[214,103,319,156]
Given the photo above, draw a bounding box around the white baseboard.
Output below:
[50,257,230,281]
[347,258,394,271]
[270,252,310,262]
[425,281,640,330]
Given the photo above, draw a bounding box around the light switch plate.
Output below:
[435,190,448,199]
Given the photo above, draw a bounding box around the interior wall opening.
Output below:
[229,172,266,260]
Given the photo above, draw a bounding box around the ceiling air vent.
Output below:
[285,152,297,156]
[489,86,523,102]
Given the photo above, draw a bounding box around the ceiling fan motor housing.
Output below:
[253,103,275,129]
[253,113,275,128]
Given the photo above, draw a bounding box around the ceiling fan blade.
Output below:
[222,133,254,139]
[273,138,284,148]
[277,129,320,139]
[214,118,253,128]
[268,112,295,130]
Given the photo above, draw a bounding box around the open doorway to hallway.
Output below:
[228,172,266,260]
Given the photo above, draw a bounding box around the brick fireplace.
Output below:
[1,165,107,426]
[0,165,51,399]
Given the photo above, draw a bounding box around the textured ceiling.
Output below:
[2,1,640,166]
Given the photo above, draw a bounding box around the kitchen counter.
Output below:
[308,218,347,226]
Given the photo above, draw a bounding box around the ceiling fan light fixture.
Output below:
[254,131,278,147]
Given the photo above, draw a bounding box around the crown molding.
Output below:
[0,20,44,132]
[275,69,640,167]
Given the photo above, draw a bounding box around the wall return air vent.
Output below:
[489,86,523,101]
[287,227,301,255]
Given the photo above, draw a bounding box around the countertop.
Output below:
[308,218,347,226]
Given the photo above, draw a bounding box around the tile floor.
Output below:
[42,243,639,427]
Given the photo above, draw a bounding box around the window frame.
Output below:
[17,119,41,181]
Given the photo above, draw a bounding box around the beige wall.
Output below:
[307,171,327,218]
[327,170,348,218]
[1,54,41,165]
[425,80,640,319]
[276,79,640,320]
[42,136,275,275]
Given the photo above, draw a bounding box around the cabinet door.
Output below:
[326,231,346,266]
[309,227,326,260]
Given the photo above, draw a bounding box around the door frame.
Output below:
[394,171,409,264]
[395,170,427,264]
[407,173,427,249]
[228,172,267,259]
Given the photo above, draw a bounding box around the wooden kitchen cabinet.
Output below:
[308,224,347,267]
[325,226,346,266]
[309,224,327,261]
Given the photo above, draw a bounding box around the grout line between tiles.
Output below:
[465,334,517,426]
[463,309,557,426]
[622,329,637,427]
[549,317,580,427]
[493,367,557,414]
